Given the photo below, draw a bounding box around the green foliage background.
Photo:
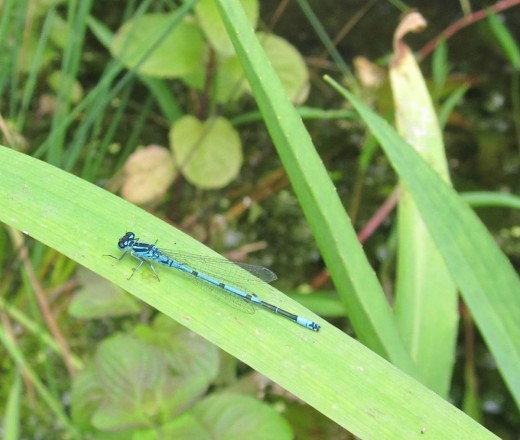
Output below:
[1,0,519,438]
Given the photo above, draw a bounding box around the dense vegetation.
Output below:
[0,1,519,438]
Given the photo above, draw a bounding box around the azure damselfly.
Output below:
[106,232,320,332]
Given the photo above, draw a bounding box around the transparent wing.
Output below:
[157,248,277,286]
[158,249,263,316]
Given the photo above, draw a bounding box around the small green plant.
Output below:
[102,0,310,203]
[71,315,293,438]
[1,0,519,438]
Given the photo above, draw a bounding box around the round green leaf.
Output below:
[181,54,248,103]
[255,32,310,104]
[169,116,243,189]
[138,316,220,384]
[110,13,205,78]
[191,394,293,440]
[93,335,169,430]
[68,268,141,319]
[195,0,259,56]
[92,334,210,431]
[71,368,103,430]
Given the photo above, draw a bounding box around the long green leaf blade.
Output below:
[0,145,498,440]
[326,76,520,408]
[390,29,458,397]
[213,0,417,376]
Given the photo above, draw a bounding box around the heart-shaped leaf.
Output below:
[195,0,259,56]
[169,115,242,189]
[69,268,141,319]
[111,13,205,78]
[256,32,310,104]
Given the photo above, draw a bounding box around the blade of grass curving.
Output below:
[16,7,57,132]
[460,191,520,209]
[232,107,355,126]
[438,84,470,129]
[35,0,194,169]
[81,82,136,180]
[0,296,84,370]
[47,0,94,166]
[3,373,22,440]
[0,326,80,438]
[213,0,417,376]
[325,76,520,408]
[1,0,27,117]
[0,0,18,96]
[87,14,183,125]
[487,10,520,70]
[294,0,358,91]
[0,145,498,439]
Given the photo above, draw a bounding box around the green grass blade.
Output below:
[47,0,94,166]
[460,191,520,209]
[0,145,498,440]
[87,14,183,124]
[325,76,520,408]
[3,373,21,440]
[438,84,470,129]
[0,296,84,370]
[16,7,57,132]
[213,0,417,376]
[432,40,448,100]
[0,325,80,438]
[294,0,357,90]
[487,10,520,70]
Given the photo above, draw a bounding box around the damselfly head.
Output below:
[118,232,136,249]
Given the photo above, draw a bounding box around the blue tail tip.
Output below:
[297,317,320,332]
[309,322,320,332]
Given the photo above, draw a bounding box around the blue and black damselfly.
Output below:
[106,232,320,332]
